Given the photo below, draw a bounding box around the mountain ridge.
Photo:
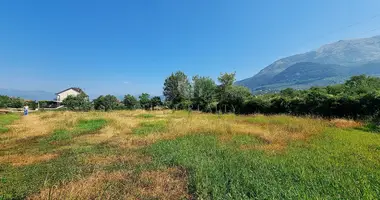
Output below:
[236,35,380,92]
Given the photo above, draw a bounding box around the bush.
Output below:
[93,95,120,111]
[62,93,92,111]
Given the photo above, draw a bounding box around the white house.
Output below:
[55,87,84,103]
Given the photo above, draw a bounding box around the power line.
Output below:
[300,13,380,48]
[321,13,380,38]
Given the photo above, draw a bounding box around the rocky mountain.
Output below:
[236,35,380,93]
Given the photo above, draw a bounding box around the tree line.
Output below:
[162,72,380,120]
[0,96,37,109]
[62,93,163,111]
[0,92,163,112]
[2,71,380,121]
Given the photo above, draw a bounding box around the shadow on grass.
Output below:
[355,123,380,134]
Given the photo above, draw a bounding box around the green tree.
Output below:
[216,72,236,102]
[151,96,163,109]
[218,72,236,87]
[219,85,251,113]
[123,94,138,109]
[139,93,151,110]
[0,95,11,108]
[192,75,217,111]
[280,88,298,97]
[62,93,92,111]
[93,95,119,111]
[344,75,380,95]
[163,71,191,107]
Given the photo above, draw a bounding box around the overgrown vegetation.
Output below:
[147,129,380,199]
[1,110,379,199]
[162,72,380,121]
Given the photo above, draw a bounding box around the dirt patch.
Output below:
[138,168,190,200]
[29,168,189,200]
[0,153,58,166]
[28,171,131,200]
[84,154,151,166]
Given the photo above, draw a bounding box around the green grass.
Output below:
[2,112,380,199]
[75,119,107,134]
[0,114,20,133]
[136,113,155,118]
[146,128,380,199]
[0,151,85,199]
[133,121,166,135]
[46,119,107,142]
[0,143,123,199]
[48,129,72,141]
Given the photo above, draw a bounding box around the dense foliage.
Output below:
[93,95,121,111]
[240,75,380,120]
[2,72,379,120]
[123,94,139,109]
[163,72,380,120]
[0,95,24,108]
[163,71,192,108]
[62,93,92,111]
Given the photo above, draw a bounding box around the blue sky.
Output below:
[1,0,380,96]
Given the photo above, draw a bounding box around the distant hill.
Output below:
[0,88,55,101]
[236,35,380,93]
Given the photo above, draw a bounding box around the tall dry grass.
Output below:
[1,110,335,199]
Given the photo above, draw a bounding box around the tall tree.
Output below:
[123,94,138,109]
[192,75,217,111]
[139,93,151,110]
[216,72,236,102]
[151,96,163,109]
[219,85,251,113]
[218,72,236,87]
[93,95,119,111]
[163,71,191,107]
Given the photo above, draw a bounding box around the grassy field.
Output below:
[0,111,379,199]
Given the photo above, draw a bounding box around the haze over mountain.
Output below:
[236,35,380,93]
[0,88,56,101]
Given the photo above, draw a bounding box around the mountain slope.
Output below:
[270,62,344,84]
[236,35,380,92]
